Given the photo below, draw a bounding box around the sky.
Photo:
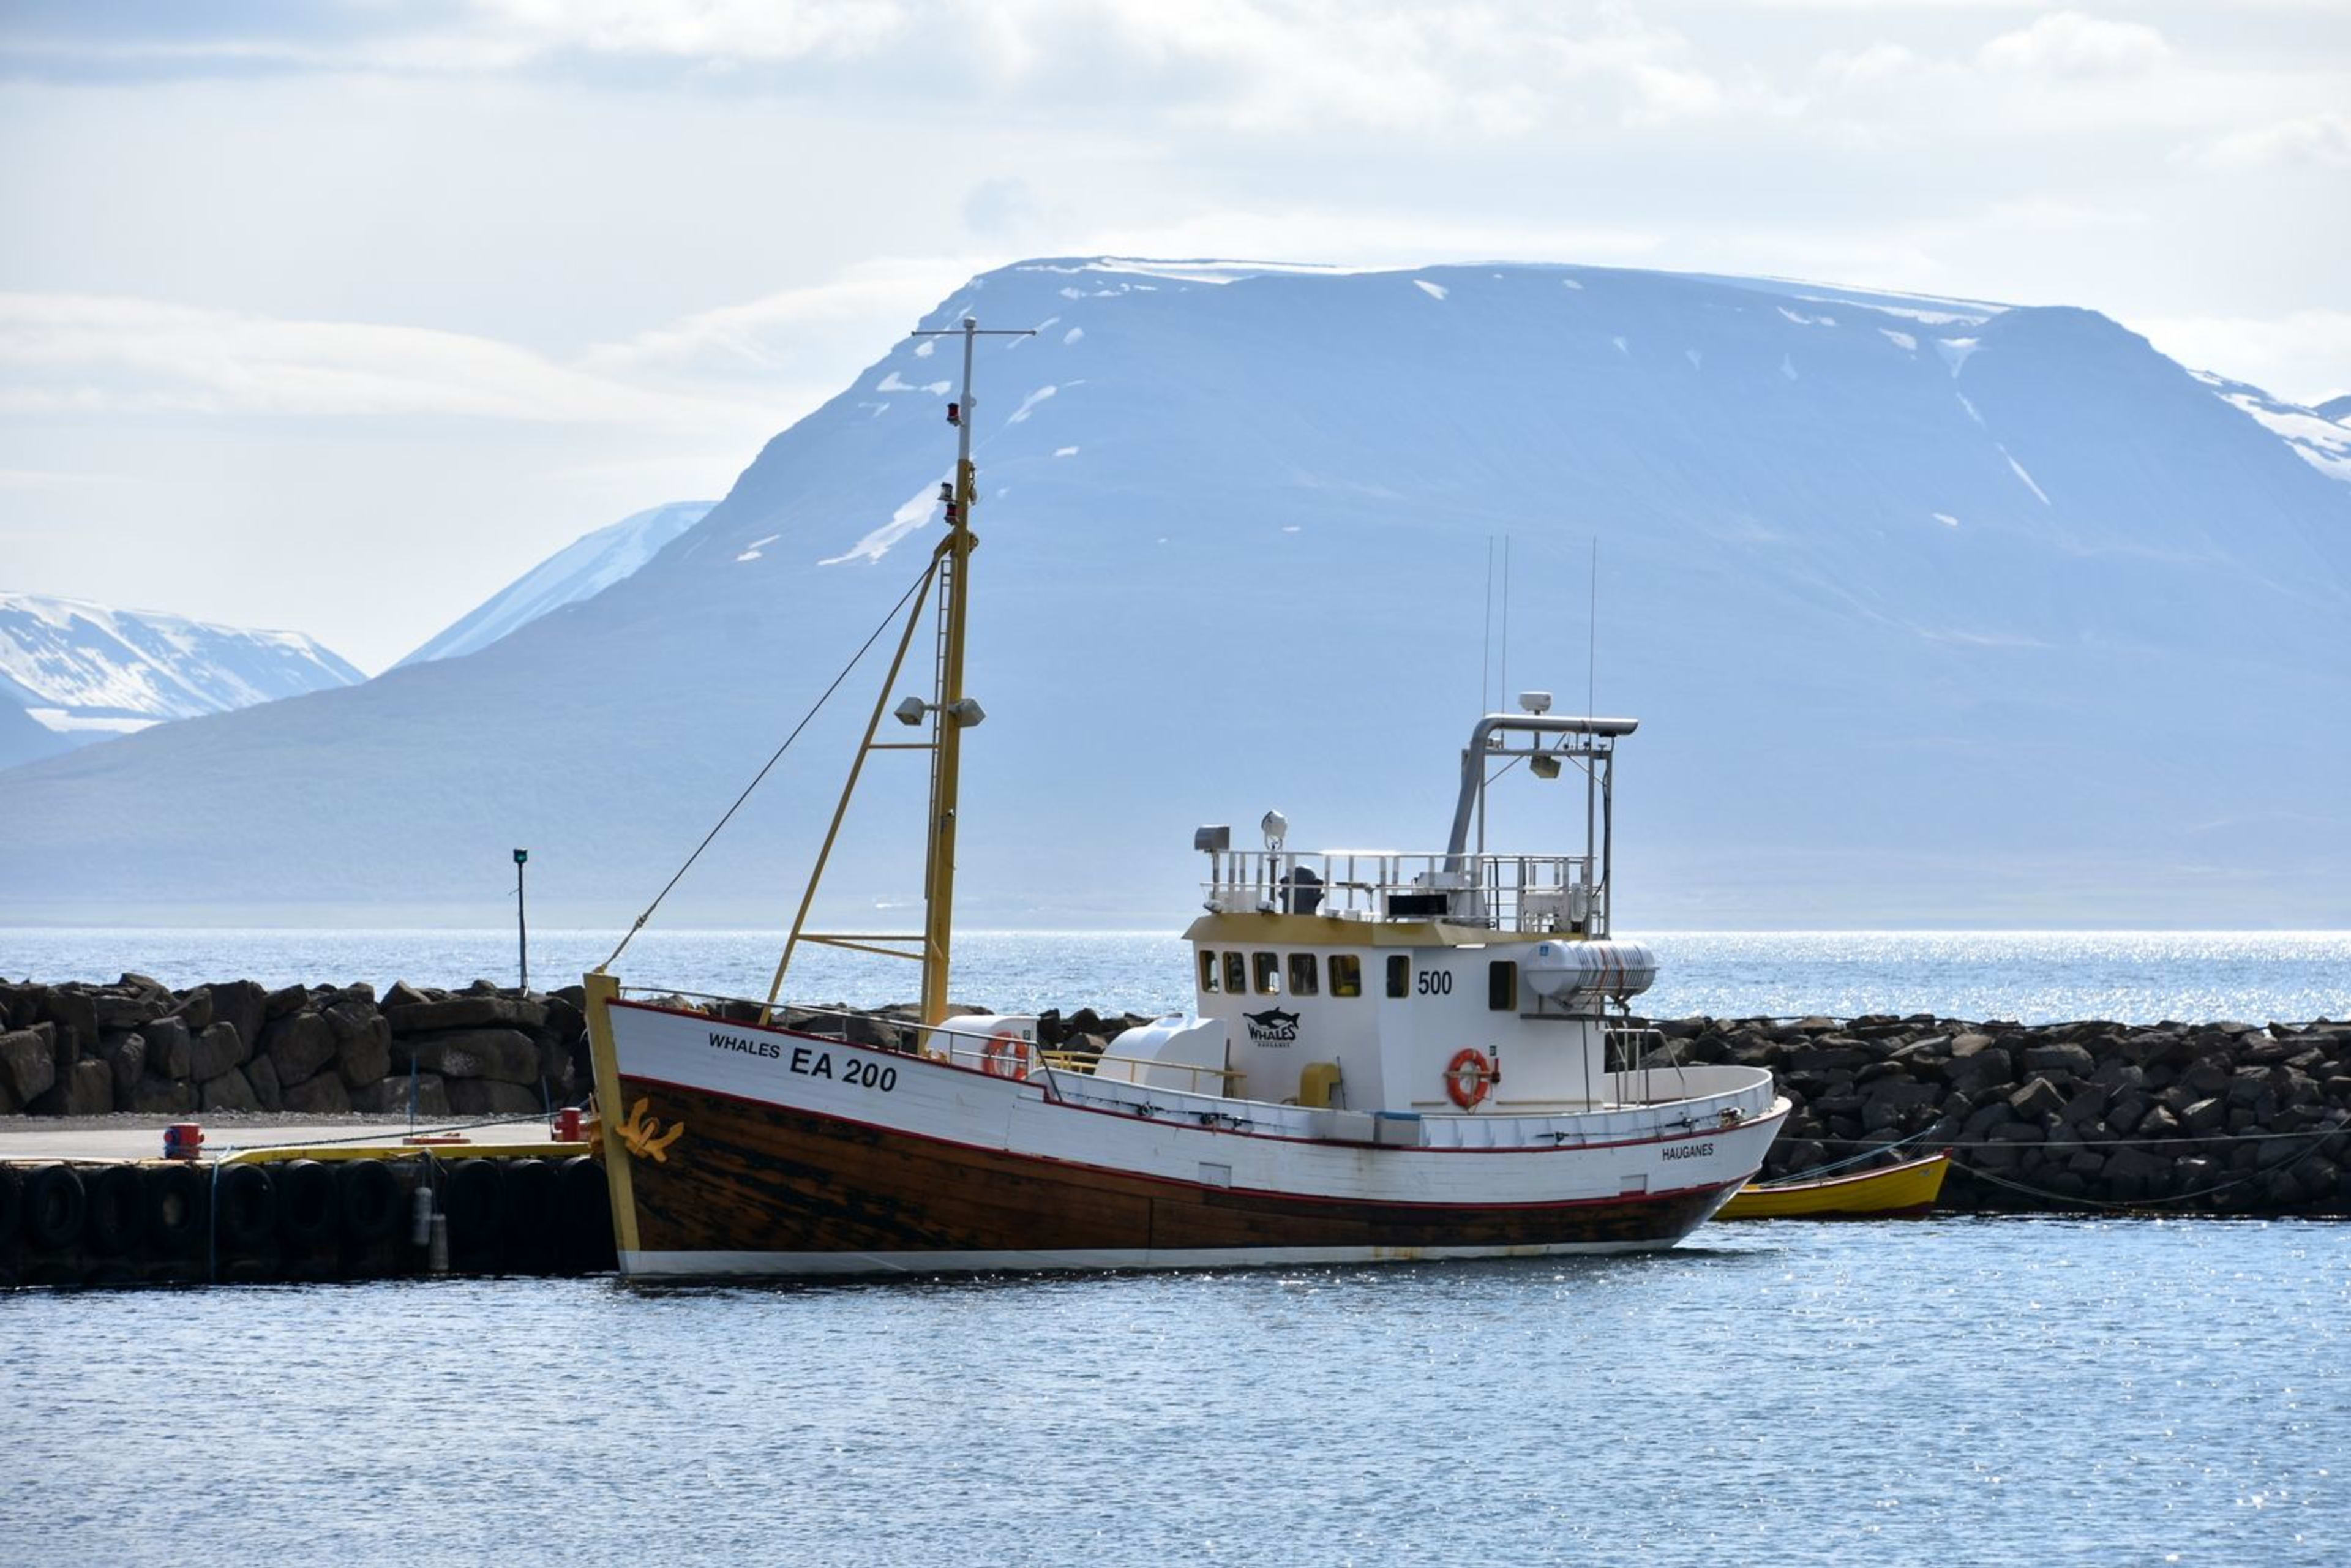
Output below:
[1,1,2345,674]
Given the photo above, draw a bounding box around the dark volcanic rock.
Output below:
[199,1065,261,1112]
[189,1021,249,1082]
[336,1015,392,1087]
[385,996,547,1035]
[0,1025,59,1103]
[261,1010,339,1087]
[400,1028,541,1085]
[283,1071,352,1115]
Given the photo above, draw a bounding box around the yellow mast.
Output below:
[759,315,1032,1035]
[920,317,983,1027]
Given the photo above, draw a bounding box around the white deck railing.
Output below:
[1201,850,1603,933]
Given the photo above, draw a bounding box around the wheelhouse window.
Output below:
[1385,955,1410,998]
[1199,950,1220,992]
[1253,951,1281,994]
[1287,953,1319,996]
[1223,951,1247,994]
[1329,955,1362,998]
[1488,959,1518,1012]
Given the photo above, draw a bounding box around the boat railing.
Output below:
[1201,850,1603,932]
[1602,1024,1693,1107]
[909,1024,1240,1098]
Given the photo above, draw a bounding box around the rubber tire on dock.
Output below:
[337,1159,401,1247]
[499,1158,559,1274]
[84,1165,148,1257]
[441,1158,503,1271]
[275,1160,338,1248]
[214,1163,277,1254]
[557,1155,615,1274]
[144,1163,207,1255]
[24,1164,86,1252]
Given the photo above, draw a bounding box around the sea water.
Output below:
[3,1222,2346,1564]
[4,927,2348,1025]
[4,929,2349,1563]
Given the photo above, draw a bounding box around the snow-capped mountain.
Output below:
[0,592,362,770]
[396,500,716,668]
[1,258,2345,928]
[2319,394,2351,425]
[2191,373,2351,484]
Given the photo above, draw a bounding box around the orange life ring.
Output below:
[1445,1048,1495,1109]
[983,1030,1033,1080]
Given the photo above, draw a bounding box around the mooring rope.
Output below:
[1948,1127,2344,1214]
[599,560,937,971]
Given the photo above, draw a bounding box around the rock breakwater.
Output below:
[0,975,1160,1128]
[1646,1013,2351,1214]
[6,975,2344,1215]
[0,975,595,1122]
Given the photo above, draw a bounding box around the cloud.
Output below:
[0,292,760,424]
[2189,111,2351,171]
[476,0,912,63]
[2134,308,2351,410]
[1978,12,2169,79]
[0,1,1754,137]
[579,259,983,388]
[1814,42,1922,91]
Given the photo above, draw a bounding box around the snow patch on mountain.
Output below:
[396,500,716,668]
[822,481,943,567]
[2192,372,2351,483]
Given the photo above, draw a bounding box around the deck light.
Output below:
[947,402,961,426]
[1530,752,1562,779]
[1261,809,1288,850]
[893,696,928,727]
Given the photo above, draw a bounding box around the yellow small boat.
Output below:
[1717,1152,1951,1220]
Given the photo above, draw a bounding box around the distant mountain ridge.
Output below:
[0,257,2345,928]
[396,500,716,668]
[0,591,362,771]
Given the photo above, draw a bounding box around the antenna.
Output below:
[1499,535,1511,718]
[1587,536,1599,718]
[1480,536,1494,715]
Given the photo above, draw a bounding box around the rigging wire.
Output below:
[599,561,937,971]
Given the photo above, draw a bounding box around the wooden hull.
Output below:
[1715,1152,1951,1220]
[591,992,1790,1277]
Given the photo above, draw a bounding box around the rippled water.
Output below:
[4,927,2347,1025]
[6,1220,2347,1565]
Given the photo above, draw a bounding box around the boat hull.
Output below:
[593,994,1788,1278]
[1715,1152,1951,1220]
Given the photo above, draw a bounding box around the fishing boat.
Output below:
[580,317,1791,1278]
[1716,1151,1950,1220]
